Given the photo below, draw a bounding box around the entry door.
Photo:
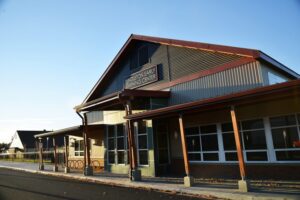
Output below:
[156,123,170,166]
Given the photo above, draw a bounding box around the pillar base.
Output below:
[238,180,250,192]
[130,169,141,181]
[64,167,70,173]
[53,166,58,172]
[39,164,44,171]
[84,166,93,176]
[184,176,194,187]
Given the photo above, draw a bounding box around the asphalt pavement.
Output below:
[0,168,210,200]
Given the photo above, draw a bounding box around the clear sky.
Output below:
[0,0,299,143]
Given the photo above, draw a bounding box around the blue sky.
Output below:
[0,0,299,143]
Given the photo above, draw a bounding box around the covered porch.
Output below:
[126,80,300,192]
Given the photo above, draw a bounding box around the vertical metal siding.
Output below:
[169,61,263,105]
[168,46,243,80]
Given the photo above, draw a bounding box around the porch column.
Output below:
[83,113,93,176]
[53,137,58,172]
[64,136,70,173]
[38,138,44,170]
[125,101,141,181]
[178,114,194,187]
[230,106,249,192]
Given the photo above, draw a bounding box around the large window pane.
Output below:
[138,121,147,134]
[108,126,115,138]
[139,150,148,165]
[272,127,299,149]
[201,134,218,151]
[117,138,124,150]
[108,152,115,164]
[242,119,264,130]
[186,136,200,151]
[243,130,267,150]
[222,133,236,150]
[188,153,201,161]
[203,153,219,161]
[270,115,296,127]
[117,124,124,136]
[276,151,300,161]
[117,151,125,164]
[221,123,233,132]
[138,135,147,149]
[225,152,238,161]
[246,152,268,161]
[108,138,115,150]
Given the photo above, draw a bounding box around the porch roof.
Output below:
[125,79,300,121]
[74,89,170,112]
[34,124,105,138]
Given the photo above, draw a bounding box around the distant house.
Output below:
[9,130,64,154]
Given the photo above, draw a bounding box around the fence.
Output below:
[0,148,66,166]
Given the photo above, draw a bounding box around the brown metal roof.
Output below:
[125,79,300,121]
[81,34,299,105]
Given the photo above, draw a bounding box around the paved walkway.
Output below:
[0,161,299,200]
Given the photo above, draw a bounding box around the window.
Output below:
[270,114,300,161]
[137,121,148,165]
[107,124,127,164]
[221,123,238,161]
[138,46,149,67]
[222,119,268,162]
[268,71,286,85]
[185,124,219,162]
[240,119,268,161]
[74,139,84,156]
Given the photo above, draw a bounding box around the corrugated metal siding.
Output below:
[169,61,264,105]
[99,61,131,97]
[168,46,243,80]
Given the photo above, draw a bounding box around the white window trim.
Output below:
[74,139,84,157]
[107,124,127,165]
[135,121,149,166]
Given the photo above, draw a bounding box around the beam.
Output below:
[38,138,44,170]
[230,106,249,192]
[64,136,70,173]
[178,114,194,187]
[125,101,141,181]
[53,137,58,172]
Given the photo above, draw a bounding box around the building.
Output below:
[35,34,300,192]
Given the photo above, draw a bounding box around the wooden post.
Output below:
[124,101,140,181]
[64,136,70,173]
[230,106,246,179]
[53,137,58,172]
[38,138,44,170]
[178,114,194,187]
[178,114,191,176]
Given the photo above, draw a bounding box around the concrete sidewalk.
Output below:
[0,161,299,200]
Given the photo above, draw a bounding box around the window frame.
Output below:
[135,121,149,166]
[74,139,84,157]
[107,124,127,165]
[269,113,300,163]
[185,123,220,163]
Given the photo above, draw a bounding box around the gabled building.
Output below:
[36,34,300,192]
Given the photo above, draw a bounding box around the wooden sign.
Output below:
[125,65,158,89]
